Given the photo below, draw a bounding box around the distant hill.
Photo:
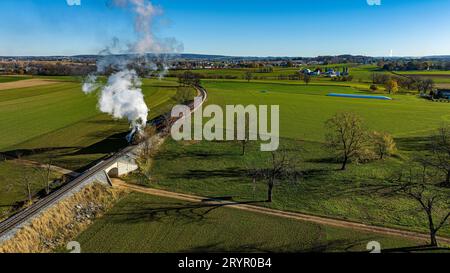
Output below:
[422,55,450,60]
[2,53,450,62]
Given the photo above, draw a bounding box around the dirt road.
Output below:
[111,179,450,245]
[12,159,80,178]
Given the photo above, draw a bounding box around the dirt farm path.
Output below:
[12,159,80,178]
[111,179,450,245]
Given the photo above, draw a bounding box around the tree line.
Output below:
[177,71,202,87]
[379,60,450,71]
[372,73,435,94]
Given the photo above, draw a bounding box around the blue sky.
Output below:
[0,0,449,57]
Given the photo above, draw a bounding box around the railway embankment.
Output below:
[0,183,124,253]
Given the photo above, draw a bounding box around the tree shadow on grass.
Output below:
[304,157,347,172]
[107,200,265,226]
[301,168,333,179]
[303,238,376,253]
[395,136,432,152]
[382,245,450,253]
[0,147,80,159]
[71,132,129,156]
[0,130,131,173]
[178,237,408,253]
[168,167,249,181]
[84,119,126,125]
[179,241,299,253]
[154,150,236,162]
[305,157,341,164]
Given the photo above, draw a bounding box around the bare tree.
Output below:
[139,126,158,160]
[174,87,194,105]
[42,158,53,195]
[240,138,249,156]
[418,79,435,95]
[421,126,450,187]
[136,126,159,183]
[178,71,201,87]
[371,131,397,160]
[303,74,311,85]
[388,162,450,246]
[21,173,34,205]
[235,116,251,156]
[244,71,253,82]
[385,79,399,94]
[31,155,55,196]
[325,112,367,170]
[252,150,301,202]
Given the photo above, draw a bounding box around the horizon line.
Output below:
[1,52,450,59]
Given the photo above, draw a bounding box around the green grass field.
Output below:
[145,138,450,235]
[396,71,450,76]
[2,71,449,251]
[202,80,450,141]
[74,193,423,253]
[170,64,450,87]
[0,161,59,220]
[395,71,450,84]
[0,75,31,83]
[0,79,183,170]
[169,64,381,82]
[0,77,187,216]
[131,79,450,238]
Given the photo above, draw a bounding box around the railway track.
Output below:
[0,85,207,239]
[0,145,136,238]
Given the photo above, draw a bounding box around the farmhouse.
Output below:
[311,68,322,76]
[325,68,338,77]
[301,68,321,76]
[302,68,311,74]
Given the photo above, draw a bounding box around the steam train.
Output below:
[128,87,205,144]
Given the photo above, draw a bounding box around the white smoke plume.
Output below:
[109,0,183,55]
[82,74,100,93]
[99,69,148,128]
[82,0,183,141]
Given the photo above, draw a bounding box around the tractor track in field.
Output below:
[0,79,61,91]
[112,179,450,246]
